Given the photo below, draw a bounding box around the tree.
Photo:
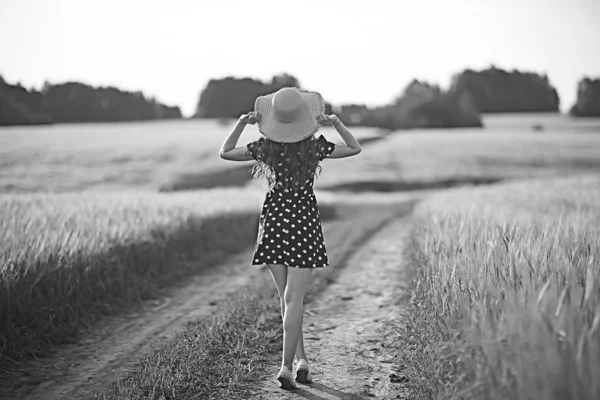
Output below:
[570,77,600,117]
[194,74,302,118]
[451,66,560,112]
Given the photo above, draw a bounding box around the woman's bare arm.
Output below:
[219,112,259,161]
[317,114,361,159]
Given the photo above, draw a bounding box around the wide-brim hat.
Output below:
[255,87,325,143]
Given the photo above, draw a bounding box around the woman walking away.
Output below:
[219,87,361,390]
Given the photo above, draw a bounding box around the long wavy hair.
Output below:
[250,135,324,191]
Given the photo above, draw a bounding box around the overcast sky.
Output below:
[1,0,598,116]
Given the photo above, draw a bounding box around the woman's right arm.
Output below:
[317,114,361,158]
[220,112,260,161]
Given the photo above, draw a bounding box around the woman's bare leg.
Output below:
[267,264,307,362]
[281,267,312,370]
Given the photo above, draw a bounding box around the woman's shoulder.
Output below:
[247,137,266,160]
[248,136,266,149]
[315,134,334,144]
[314,135,335,159]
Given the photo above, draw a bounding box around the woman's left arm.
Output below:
[219,112,260,161]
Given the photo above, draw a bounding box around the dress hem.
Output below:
[252,262,328,269]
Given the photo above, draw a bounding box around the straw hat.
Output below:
[255,87,325,143]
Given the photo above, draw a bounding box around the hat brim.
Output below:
[255,88,325,143]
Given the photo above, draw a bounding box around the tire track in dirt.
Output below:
[3,200,414,400]
[252,215,411,400]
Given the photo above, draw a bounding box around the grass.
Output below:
[0,119,261,193]
[396,174,600,399]
[316,129,600,191]
[100,280,282,400]
[0,188,265,363]
[0,119,384,193]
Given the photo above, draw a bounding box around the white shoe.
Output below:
[277,366,298,390]
[295,359,313,383]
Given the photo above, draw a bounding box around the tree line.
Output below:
[194,73,483,129]
[193,67,572,129]
[329,80,483,130]
[0,76,181,126]
[1,68,597,127]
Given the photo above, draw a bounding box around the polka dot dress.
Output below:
[247,135,335,268]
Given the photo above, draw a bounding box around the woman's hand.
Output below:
[239,111,260,125]
[317,114,340,127]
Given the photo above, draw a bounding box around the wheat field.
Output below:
[2,115,600,394]
[0,188,264,360]
[0,119,385,193]
[316,129,600,190]
[402,174,600,399]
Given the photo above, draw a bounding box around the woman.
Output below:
[220,87,361,389]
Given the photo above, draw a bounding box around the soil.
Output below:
[1,198,417,400]
[252,216,411,400]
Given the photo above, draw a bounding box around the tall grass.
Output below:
[399,174,600,399]
[100,270,282,400]
[0,189,264,362]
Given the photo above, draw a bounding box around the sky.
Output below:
[0,0,598,117]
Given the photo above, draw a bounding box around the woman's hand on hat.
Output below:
[240,111,260,125]
[317,114,340,127]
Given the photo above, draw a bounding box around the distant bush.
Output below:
[570,77,600,117]
[337,80,482,130]
[409,90,482,128]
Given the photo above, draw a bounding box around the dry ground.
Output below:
[252,217,411,400]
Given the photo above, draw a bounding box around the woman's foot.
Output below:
[277,366,298,390]
[295,359,313,383]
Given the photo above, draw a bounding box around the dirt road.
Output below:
[252,216,411,400]
[4,199,414,400]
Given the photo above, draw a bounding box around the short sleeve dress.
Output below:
[246,135,335,268]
